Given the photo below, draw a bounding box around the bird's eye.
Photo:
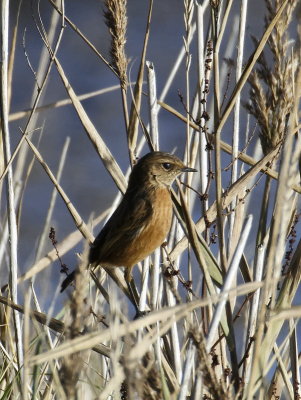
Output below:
[162,162,172,170]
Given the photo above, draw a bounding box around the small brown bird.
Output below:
[61,151,196,295]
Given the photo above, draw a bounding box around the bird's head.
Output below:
[128,151,197,188]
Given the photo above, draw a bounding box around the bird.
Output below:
[60,151,196,302]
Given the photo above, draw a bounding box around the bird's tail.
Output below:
[60,270,76,292]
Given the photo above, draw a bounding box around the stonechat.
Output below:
[61,151,196,294]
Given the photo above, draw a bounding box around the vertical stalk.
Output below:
[211,2,226,272]
[196,2,209,211]
[1,0,23,371]
[229,0,248,255]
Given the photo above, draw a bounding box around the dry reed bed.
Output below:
[0,0,301,399]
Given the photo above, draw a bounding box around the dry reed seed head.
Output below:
[247,0,299,155]
[189,328,231,398]
[58,249,90,395]
[104,0,128,88]
[140,352,162,400]
[122,352,163,400]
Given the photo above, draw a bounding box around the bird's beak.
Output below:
[181,166,197,172]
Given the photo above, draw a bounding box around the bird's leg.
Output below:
[124,266,142,316]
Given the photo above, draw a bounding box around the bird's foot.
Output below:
[133,309,150,320]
